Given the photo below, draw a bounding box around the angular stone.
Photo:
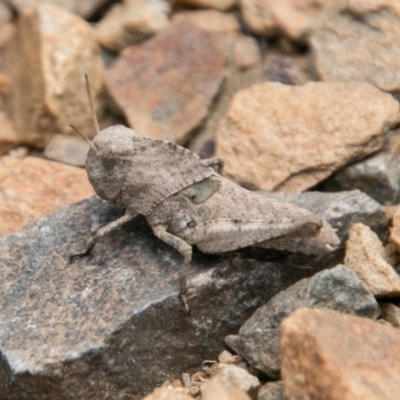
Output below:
[321,129,400,205]
[240,0,331,40]
[0,156,94,236]
[344,223,400,297]
[390,206,400,254]
[0,111,21,155]
[281,308,400,400]
[7,0,110,19]
[105,16,226,143]
[95,0,170,53]
[142,387,193,400]
[3,3,104,147]
[173,0,237,11]
[258,381,286,400]
[44,134,90,167]
[201,381,252,400]
[215,81,399,192]
[225,265,378,378]
[233,35,261,71]
[311,0,400,94]
[380,302,400,328]
[0,196,320,399]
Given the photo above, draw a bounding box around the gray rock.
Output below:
[0,196,322,400]
[321,131,400,205]
[226,265,379,378]
[258,381,286,400]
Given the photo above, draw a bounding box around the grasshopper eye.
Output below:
[187,220,197,228]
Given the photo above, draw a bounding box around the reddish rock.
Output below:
[105,16,226,143]
[344,223,400,297]
[311,0,400,94]
[95,0,170,53]
[234,35,261,71]
[215,81,399,192]
[2,4,104,147]
[281,307,400,400]
[0,156,94,236]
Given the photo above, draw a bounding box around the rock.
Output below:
[0,156,94,236]
[0,111,21,156]
[105,16,226,143]
[202,364,259,396]
[234,35,261,71]
[95,0,170,53]
[6,0,110,19]
[142,387,193,400]
[311,0,400,94]
[173,0,237,11]
[0,2,13,23]
[3,3,104,147]
[0,195,322,399]
[258,381,286,400]
[380,302,400,328]
[225,265,378,378]
[280,307,400,400]
[43,134,90,167]
[240,0,331,41]
[173,9,240,34]
[390,206,400,254]
[344,223,400,297]
[321,130,400,205]
[201,381,251,400]
[215,81,400,192]
[262,190,388,243]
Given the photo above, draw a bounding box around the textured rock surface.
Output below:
[390,206,400,253]
[43,134,90,167]
[344,223,400,297]
[258,381,286,400]
[142,387,193,400]
[105,16,226,143]
[95,0,170,53]
[0,156,94,236]
[2,3,104,146]
[225,265,378,378]
[6,0,110,18]
[321,130,400,205]
[215,81,399,192]
[281,308,400,400]
[380,302,400,328]
[173,0,237,11]
[201,381,251,400]
[311,0,400,94]
[240,0,331,40]
[0,196,321,400]
[0,111,20,155]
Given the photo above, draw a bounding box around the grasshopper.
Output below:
[70,75,340,313]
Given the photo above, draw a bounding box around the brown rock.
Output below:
[173,0,237,11]
[3,3,104,147]
[281,307,400,400]
[142,387,193,400]
[105,16,226,143]
[0,155,94,236]
[390,206,400,253]
[311,0,400,94]
[234,35,261,71]
[215,81,399,192]
[173,9,240,34]
[95,0,170,53]
[7,0,110,19]
[0,111,21,155]
[201,381,251,400]
[43,134,90,167]
[380,302,400,328]
[240,0,331,41]
[345,223,400,297]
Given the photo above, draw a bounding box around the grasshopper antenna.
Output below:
[69,124,96,151]
[85,73,100,135]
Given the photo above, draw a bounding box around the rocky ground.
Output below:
[1,1,400,399]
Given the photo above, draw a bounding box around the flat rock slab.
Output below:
[0,196,320,400]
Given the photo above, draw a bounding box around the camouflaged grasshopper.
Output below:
[70,75,340,313]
